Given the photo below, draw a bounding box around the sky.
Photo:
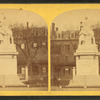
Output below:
[52,9,100,31]
[0,9,47,27]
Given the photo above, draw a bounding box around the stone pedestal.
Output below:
[0,44,25,86]
[76,53,99,76]
[68,46,100,87]
[69,75,100,87]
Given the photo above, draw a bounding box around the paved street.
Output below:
[0,87,48,91]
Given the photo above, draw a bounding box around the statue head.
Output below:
[85,17,88,21]
[81,17,90,31]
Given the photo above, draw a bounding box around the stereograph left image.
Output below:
[0,9,48,91]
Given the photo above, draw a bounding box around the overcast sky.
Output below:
[52,9,100,31]
[0,9,47,27]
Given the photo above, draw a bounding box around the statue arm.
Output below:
[9,30,14,44]
[0,32,5,36]
[7,30,13,36]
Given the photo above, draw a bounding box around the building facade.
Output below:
[11,23,48,85]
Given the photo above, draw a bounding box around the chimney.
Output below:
[80,21,83,31]
[52,23,55,34]
[56,27,58,31]
[27,22,29,28]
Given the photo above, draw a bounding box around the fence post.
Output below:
[73,67,76,77]
[25,66,28,81]
[2,75,5,88]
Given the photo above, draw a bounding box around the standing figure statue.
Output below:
[0,19,14,45]
[79,17,96,46]
[3,27,14,44]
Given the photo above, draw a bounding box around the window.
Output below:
[54,68,61,74]
[73,44,77,50]
[21,43,25,49]
[34,31,39,36]
[63,68,70,75]
[65,45,70,51]
[42,42,46,48]
[32,66,39,75]
[51,44,61,54]
[42,67,47,74]
[65,56,68,63]
[70,33,75,38]
[53,45,61,54]
[56,55,60,63]
[21,67,25,75]
[56,45,61,54]
[33,43,37,48]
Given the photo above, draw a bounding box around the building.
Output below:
[51,23,100,86]
[11,22,48,85]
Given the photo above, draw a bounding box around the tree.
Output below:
[11,23,48,80]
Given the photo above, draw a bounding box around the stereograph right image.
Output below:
[51,9,100,91]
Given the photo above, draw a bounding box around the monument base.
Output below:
[68,75,100,87]
[0,52,26,87]
[67,52,100,87]
[75,52,100,76]
[0,74,25,86]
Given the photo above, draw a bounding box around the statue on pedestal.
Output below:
[0,15,25,87]
[68,17,100,87]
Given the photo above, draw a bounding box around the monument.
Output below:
[0,16,24,87]
[68,17,100,87]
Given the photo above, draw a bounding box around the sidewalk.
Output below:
[51,86,100,91]
[0,86,48,91]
